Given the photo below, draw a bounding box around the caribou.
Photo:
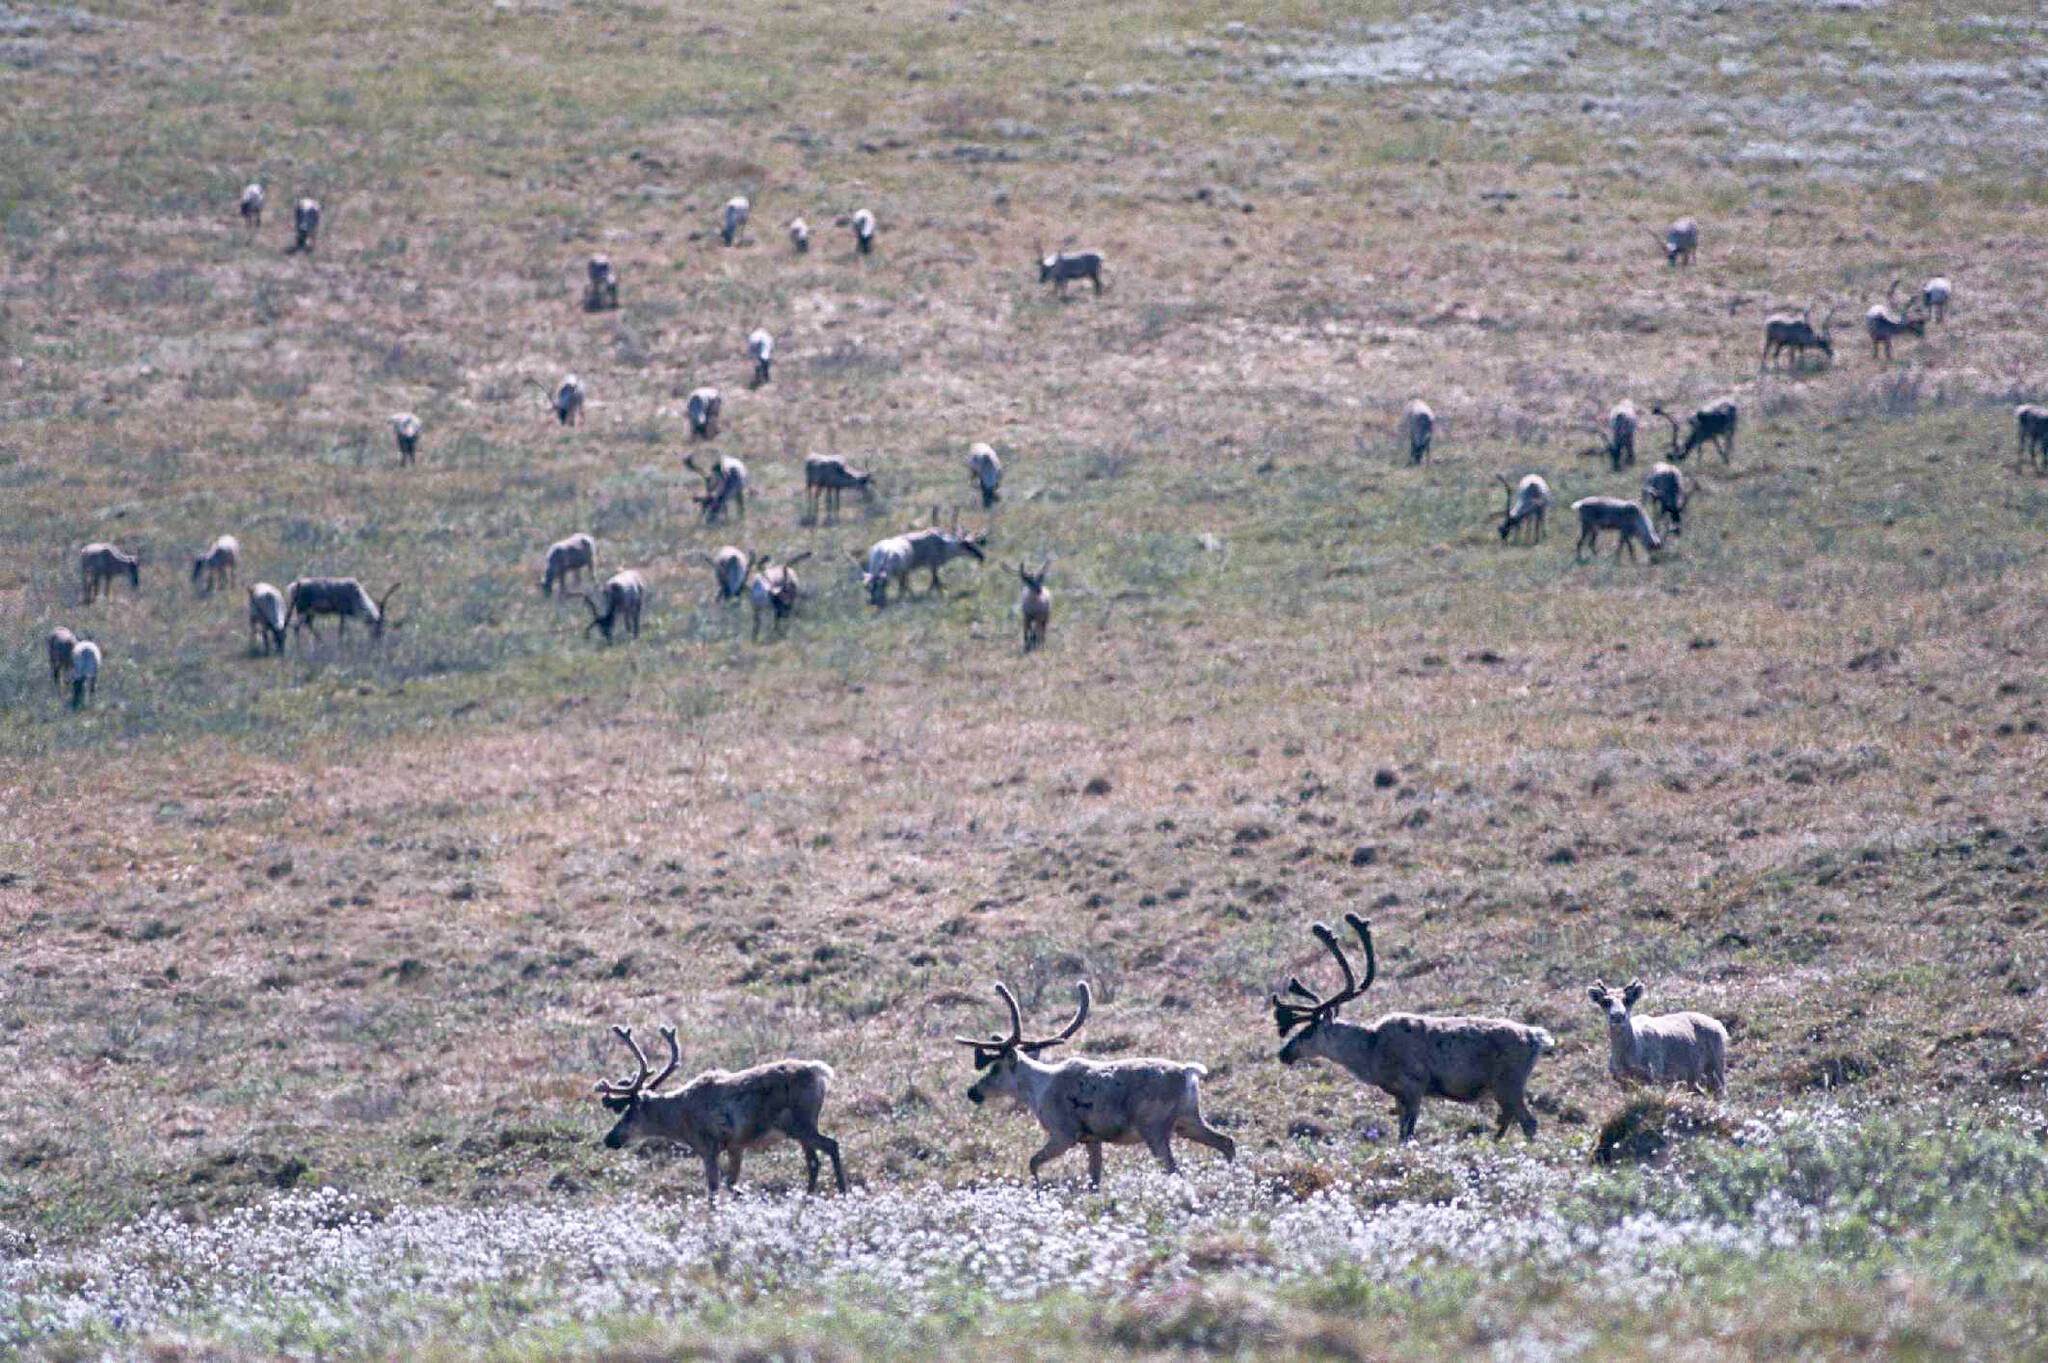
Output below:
[959,981,1234,1187]
[1272,915,1556,1142]
[595,1024,846,1200]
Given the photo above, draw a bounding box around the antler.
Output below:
[646,1025,681,1091]
[954,980,1025,1049]
[377,582,403,613]
[1651,405,1681,455]
[1272,915,1377,1036]
[1021,981,1090,1054]
[953,979,1089,1055]
[595,1024,652,1096]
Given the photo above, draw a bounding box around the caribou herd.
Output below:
[38,191,2009,711]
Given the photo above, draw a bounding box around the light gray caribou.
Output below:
[788,217,810,253]
[1761,307,1833,370]
[1651,401,1738,464]
[855,534,916,607]
[1272,915,1556,1142]
[695,545,751,601]
[583,570,646,642]
[1641,462,1689,536]
[391,413,423,465]
[284,578,403,643]
[966,441,1003,508]
[1038,247,1105,296]
[748,328,774,386]
[1600,400,1639,472]
[1922,276,1951,323]
[2017,404,2048,471]
[584,254,618,311]
[902,512,987,592]
[958,981,1234,1187]
[749,551,810,641]
[247,583,288,654]
[1496,473,1550,544]
[684,452,747,523]
[1865,282,1927,361]
[191,535,240,593]
[1017,560,1051,652]
[540,533,596,597]
[1587,979,1728,1096]
[1658,216,1698,267]
[79,543,140,603]
[596,1024,846,1200]
[291,197,321,253]
[1403,399,1435,464]
[803,455,873,521]
[69,639,100,709]
[720,196,750,247]
[239,183,264,234]
[851,207,876,255]
[1571,497,1662,562]
[686,387,722,440]
[46,627,76,690]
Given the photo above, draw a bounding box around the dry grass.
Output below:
[2,0,2048,1355]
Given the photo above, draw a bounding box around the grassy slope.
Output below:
[2,0,2047,1355]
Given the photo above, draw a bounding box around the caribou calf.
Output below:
[960,981,1234,1187]
[1018,560,1051,652]
[1588,979,1728,1096]
[46,627,76,690]
[596,1025,846,1199]
[1272,916,1555,1141]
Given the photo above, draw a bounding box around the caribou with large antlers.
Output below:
[958,981,1234,1187]
[1651,401,1738,464]
[594,1024,846,1200]
[1761,306,1833,370]
[1272,915,1555,1142]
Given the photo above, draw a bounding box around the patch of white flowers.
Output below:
[1,1098,2040,1351]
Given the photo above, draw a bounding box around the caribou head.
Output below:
[956,981,1090,1106]
[1273,914,1376,1062]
